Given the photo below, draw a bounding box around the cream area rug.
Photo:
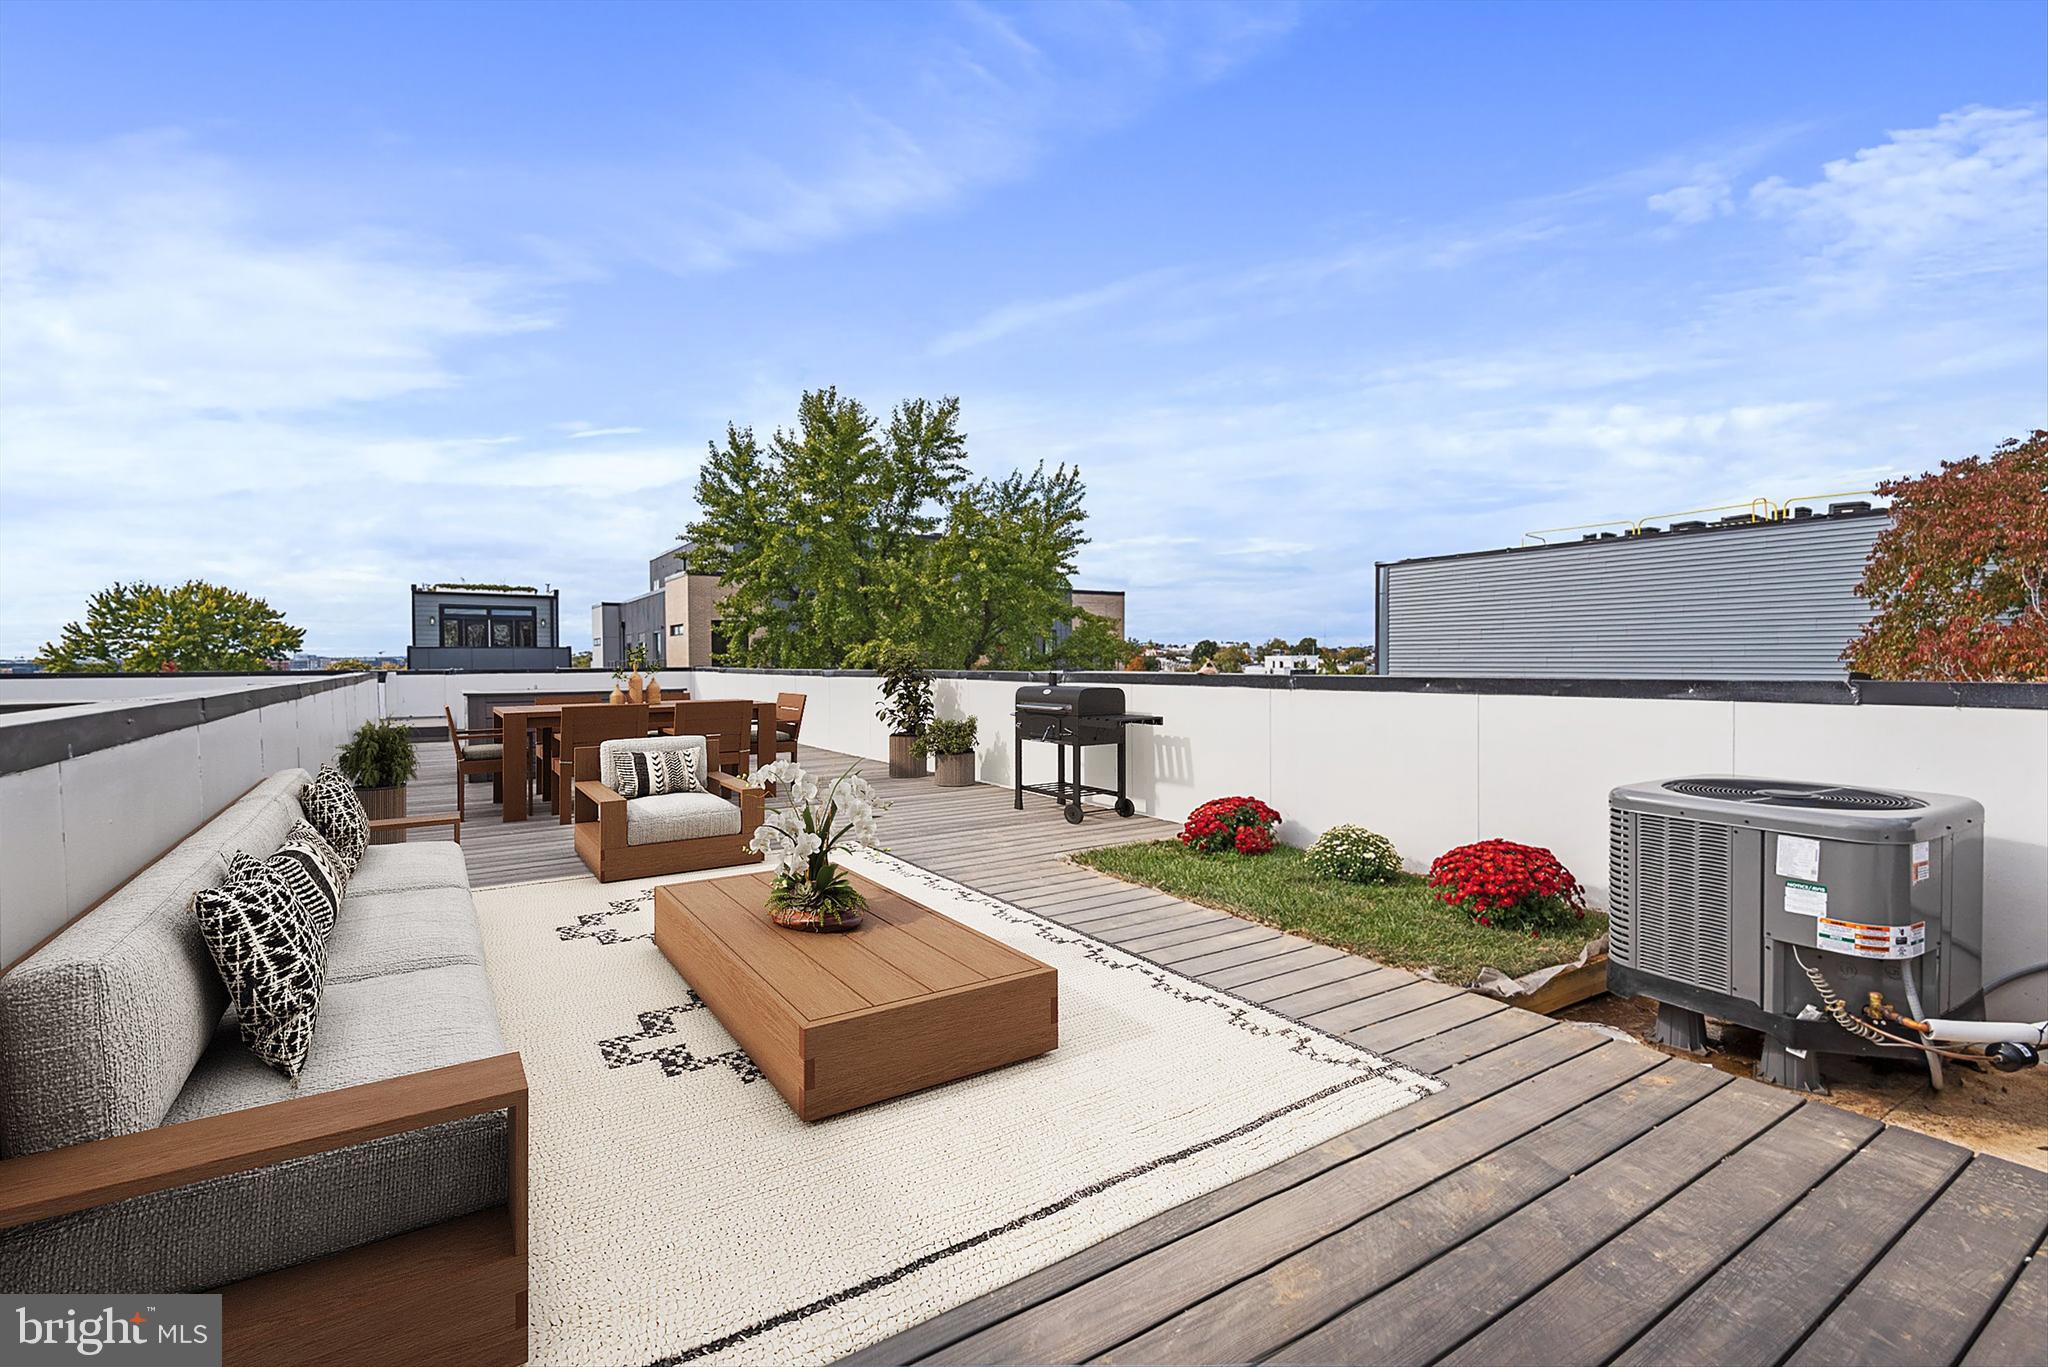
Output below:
[474,848,1440,1367]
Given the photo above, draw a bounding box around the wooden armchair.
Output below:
[548,704,649,825]
[771,691,806,761]
[0,1054,529,1367]
[442,706,503,820]
[571,735,763,883]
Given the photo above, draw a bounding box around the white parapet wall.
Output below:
[672,668,2048,1019]
[0,674,380,966]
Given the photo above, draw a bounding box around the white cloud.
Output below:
[1647,175,1735,225]
[562,425,646,439]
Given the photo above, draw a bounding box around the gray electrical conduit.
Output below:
[1902,957,1942,1091]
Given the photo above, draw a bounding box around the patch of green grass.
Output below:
[1071,841,1606,984]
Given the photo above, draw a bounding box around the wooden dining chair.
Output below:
[549,704,650,823]
[442,707,504,820]
[664,699,755,776]
[772,692,806,762]
[532,693,615,801]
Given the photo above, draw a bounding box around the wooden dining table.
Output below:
[491,700,779,823]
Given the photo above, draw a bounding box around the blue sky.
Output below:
[2,0,2043,655]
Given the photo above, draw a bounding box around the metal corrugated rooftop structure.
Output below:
[1375,504,1891,680]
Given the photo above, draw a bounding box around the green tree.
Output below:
[37,581,304,673]
[686,390,1094,669]
[1292,636,1319,655]
[1036,611,1133,671]
[1258,637,1290,657]
[1190,638,1219,666]
[1211,643,1251,672]
[329,658,371,672]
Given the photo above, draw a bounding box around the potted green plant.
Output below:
[914,716,978,787]
[337,718,419,845]
[874,646,934,778]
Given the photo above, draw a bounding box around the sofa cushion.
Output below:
[0,963,509,1294]
[324,885,487,983]
[298,763,369,867]
[346,841,469,898]
[231,819,351,941]
[600,734,708,794]
[193,858,329,1080]
[0,769,311,1158]
[625,791,743,846]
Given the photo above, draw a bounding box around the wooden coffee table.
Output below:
[653,870,1058,1120]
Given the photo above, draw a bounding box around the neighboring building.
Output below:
[1067,589,1127,641]
[593,549,735,670]
[1253,653,1321,675]
[407,584,571,670]
[0,658,42,675]
[1375,501,1891,680]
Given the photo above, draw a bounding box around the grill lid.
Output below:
[1015,683,1127,716]
[1661,778,1924,812]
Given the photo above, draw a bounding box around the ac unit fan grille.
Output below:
[1611,810,1735,993]
[1662,778,1923,811]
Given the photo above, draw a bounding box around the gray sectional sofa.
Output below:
[0,768,527,1363]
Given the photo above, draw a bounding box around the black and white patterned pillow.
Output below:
[299,763,369,867]
[231,820,349,941]
[612,747,700,799]
[193,859,328,1079]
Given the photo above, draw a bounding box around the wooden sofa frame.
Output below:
[0,1054,529,1367]
[571,737,765,883]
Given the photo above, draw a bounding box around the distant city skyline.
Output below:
[3,1,2044,655]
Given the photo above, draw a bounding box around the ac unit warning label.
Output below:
[1816,917,1927,960]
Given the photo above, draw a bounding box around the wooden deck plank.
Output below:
[1193,945,1341,989]
[1386,1006,1555,1075]
[1790,1156,2048,1367]
[1446,1099,1882,1366]
[1963,1234,2048,1367]
[1341,990,1508,1054]
[841,1026,1612,1367]
[1105,1059,1736,1365]
[1615,1125,1971,1367]
[920,1043,1664,1366]
[1269,1079,1801,1367]
[1233,954,1391,1006]
[1298,979,1465,1034]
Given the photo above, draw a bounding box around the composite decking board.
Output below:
[1106,1060,1746,1366]
[1963,1233,2048,1367]
[1166,935,1331,980]
[1143,925,1290,968]
[1614,1124,1972,1367]
[1297,979,1467,1034]
[1383,1006,1559,1075]
[919,1043,1666,1366]
[1232,955,1394,1006]
[1789,1156,2048,1367]
[1445,1099,1882,1367]
[1266,1078,1801,1367]
[1198,945,1349,991]
[839,1026,1613,1367]
[1115,918,1277,955]
[1252,965,1418,1018]
[1020,884,1193,918]
[1340,990,1510,1054]
[1068,902,1231,935]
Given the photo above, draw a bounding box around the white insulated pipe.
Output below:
[1921,1017,2048,1047]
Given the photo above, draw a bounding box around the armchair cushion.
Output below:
[624,792,743,846]
[599,735,708,794]
[459,741,504,760]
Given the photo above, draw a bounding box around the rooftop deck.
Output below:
[415,742,2048,1366]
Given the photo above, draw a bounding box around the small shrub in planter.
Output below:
[337,719,419,844]
[1180,796,1281,856]
[1427,838,1586,934]
[914,717,978,787]
[1305,825,1400,883]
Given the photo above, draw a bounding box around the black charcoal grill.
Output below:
[1013,680,1162,824]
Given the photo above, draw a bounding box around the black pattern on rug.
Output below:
[557,893,655,945]
[598,997,764,1085]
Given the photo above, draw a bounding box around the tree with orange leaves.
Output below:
[1845,431,2048,682]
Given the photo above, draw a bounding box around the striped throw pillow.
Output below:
[612,746,701,799]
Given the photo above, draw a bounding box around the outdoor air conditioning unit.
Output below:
[1607,776,1985,1091]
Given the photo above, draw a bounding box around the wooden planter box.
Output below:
[887,734,924,779]
[359,784,408,845]
[933,751,975,787]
